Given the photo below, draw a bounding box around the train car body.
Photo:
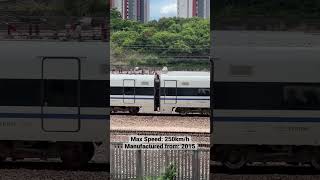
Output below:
[110,71,210,115]
[0,40,108,168]
[160,71,210,115]
[211,30,320,169]
[110,74,155,113]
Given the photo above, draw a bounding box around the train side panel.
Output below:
[160,73,210,114]
[0,41,109,142]
[110,74,155,113]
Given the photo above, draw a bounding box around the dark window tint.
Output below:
[81,80,108,107]
[111,87,123,95]
[0,79,41,106]
[163,88,177,96]
[197,88,210,96]
[214,82,283,110]
[44,80,78,107]
[124,87,135,95]
[135,87,154,95]
[178,88,210,96]
[161,88,210,96]
[0,79,107,107]
[284,86,320,110]
[111,87,153,95]
[215,82,320,110]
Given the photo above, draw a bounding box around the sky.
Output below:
[150,0,177,20]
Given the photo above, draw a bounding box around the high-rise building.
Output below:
[177,0,210,19]
[110,0,123,15]
[110,0,150,23]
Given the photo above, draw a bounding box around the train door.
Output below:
[41,57,80,132]
[154,74,161,111]
[123,79,135,104]
[164,80,177,104]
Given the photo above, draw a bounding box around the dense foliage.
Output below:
[111,9,210,70]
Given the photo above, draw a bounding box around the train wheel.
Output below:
[223,149,247,170]
[129,108,139,115]
[311,153,320,170]
[179,110,188,116]
[201,109,210,116]
[60,143,89,169]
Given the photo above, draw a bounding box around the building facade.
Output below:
[177,0,210,19]
[110,0,150,23]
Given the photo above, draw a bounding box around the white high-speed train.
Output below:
[0,40,108,168]
[110,70,210,115]
[211,30,320,170]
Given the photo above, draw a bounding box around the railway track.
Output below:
[111,112,210,117]
[111,130,210,136]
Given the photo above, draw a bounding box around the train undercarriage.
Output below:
[0,141,97,169]
[212,145,320,170]
[111,106,210,116]
[175,107,210,116]
[111,106,140,115]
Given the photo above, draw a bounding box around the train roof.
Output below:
[110,74,155,87]
[110,74,154,80]
[0,41,108,80]
[162,71,210,76]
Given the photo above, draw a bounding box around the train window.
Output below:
[164,88,177,96]
[135,87,154,95]
[215,82,320,110]
[111,87,123,95]
[0,79,41,106]
[198,88,210,96]
[284,86,320,110]
[124,87,135,95]
[44,80,78,107]
[174,88,210,96]
[214,82,283,110]
[81,80,108,107]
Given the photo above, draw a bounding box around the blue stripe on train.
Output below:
[214,117,320,122]
[0,113,107,120]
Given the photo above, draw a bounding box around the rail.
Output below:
[110,142,210,180]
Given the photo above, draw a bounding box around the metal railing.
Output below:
[110,143,210,180]
[111,66,163,75]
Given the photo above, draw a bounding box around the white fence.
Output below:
[110,143,210,180]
